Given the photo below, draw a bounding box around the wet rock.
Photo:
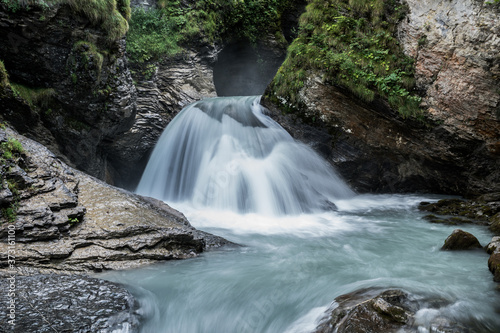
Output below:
[313,289,472,333]
[262,0,500,195]
[418,198,500,228]
[487,237,500,282]
[441,229,482,251]
[0,274,140,333]
[490,213,500,235]
[0,127,231,274]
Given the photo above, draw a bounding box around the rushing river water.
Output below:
[102,97,500,332]
[102,196,499,332]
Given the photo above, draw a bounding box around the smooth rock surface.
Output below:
[441,229,482,251]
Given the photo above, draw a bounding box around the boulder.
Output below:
[313,289,471,333]
[441,229,482,251]
[0,127,231,274]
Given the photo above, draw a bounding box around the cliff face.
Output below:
[0,1,136,181]
[398,0,500,156]
[263,0,500,195]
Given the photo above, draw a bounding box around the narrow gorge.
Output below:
[0,0,499,332]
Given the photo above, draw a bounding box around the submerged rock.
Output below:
[0,274,140,333]
[441,229,482,251]
[0,127,231,274]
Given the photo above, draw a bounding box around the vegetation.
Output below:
[11,83,55,108]
[0,60,9,89]
[0,0,130,41]
[266,0,422,118]
[127,0,294,63]
[0,136,24,224]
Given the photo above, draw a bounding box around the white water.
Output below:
[104,97,500,332]
[136,96,353,215]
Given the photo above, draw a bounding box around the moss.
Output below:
[0,137,24,224]
[72,40,104,78]
[0,60,9,88]
[67,0,129,41]
[265,0,422,118]
[11,83,55,108]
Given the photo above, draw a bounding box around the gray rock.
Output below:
[0,127,232,274]
[0,274,140,333]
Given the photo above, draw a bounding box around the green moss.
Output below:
[0,137,24,224]
[11,83,55,108]
[0,60,9,89]
[265,0,422,118]
[67,0,129,41]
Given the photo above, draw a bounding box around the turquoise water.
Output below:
[101,194,500,332]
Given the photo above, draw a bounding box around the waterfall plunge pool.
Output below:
[101,195,500,332]
[101,97,499,332]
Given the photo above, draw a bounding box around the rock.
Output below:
[0,274,140,333]
[0,127,232,274]
[487,237,500,282]
[107,48,219,188]
[418,198,499,226]
[0,1,137,182]
[261,0,500,195]
[313,289,471,333]
[490,213,500,235]
[441,229,482,251]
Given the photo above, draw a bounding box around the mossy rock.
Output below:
[441,229,482,251]
[490,213,500,235]
[488,253,500,282]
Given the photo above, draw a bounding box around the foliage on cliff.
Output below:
[127,0,294,63]
[265,0,422,118]
[0,0,130,41]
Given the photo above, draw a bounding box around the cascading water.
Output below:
[104,96,500,333]
[136,96,354,215]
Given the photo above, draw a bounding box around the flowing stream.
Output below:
[102,97,500,332]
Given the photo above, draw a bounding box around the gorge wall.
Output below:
[263,0,500,195]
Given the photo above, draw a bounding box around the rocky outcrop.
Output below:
[108,48,219,188]
[262,0,500,195]
[398,0,500,155]
[313,289,472,333]
[441,229,482,250]
[0,274,140,333]
[0,127,230,274]
[0,1,136,181]
[487,236,500,282]
[419,196,500,228]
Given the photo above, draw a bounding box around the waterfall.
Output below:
[136,96,354,215]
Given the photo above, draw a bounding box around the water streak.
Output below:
[136,96,354,215]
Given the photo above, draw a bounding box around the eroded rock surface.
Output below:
[0,127,230,274]
[0,274,140,333]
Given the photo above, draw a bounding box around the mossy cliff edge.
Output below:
[0,0,136,182]
[262,0,500,195]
